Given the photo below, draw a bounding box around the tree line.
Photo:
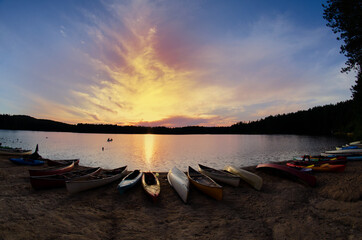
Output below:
[0,99,359,137]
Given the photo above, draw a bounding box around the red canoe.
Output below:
[29,162,75,177]
[256,163,317,187]
[286,162,345,173]
[30,167,101,189]
[47,159,80,166]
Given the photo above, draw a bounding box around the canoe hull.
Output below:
[224,165,263,190]
[167,167,189,203]
[188,167,222,201]
[142,172,161,202]
[30,167,101,190]
[256,163,316,187]
[9,158,45,166]
[66,166,127,193]
[117,170,143,194]
[29,162,75,177]
[198,164,240,187]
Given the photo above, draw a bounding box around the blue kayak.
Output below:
[9,158,45,166]
[117,170,143,194]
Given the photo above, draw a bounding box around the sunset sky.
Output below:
[0,0,354,127]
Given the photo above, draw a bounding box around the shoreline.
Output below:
[0,155,361,239]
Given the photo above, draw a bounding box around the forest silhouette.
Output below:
[0,100,358,137]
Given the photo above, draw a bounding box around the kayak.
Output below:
[324,149,362,155]
[167,167,190,203]
[142,172,160,202]
[256,163,316,187]
[9,158,45,166]
[292,155,347,165]
[286,162,345,173]
[187,166,222,201]
[224,165,263,190]
[117,170,143,194]
[198,164,240,187]
[66,166,127,193]
[29,162,75,177]
[30,167,101,189]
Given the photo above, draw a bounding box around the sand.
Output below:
[0,154,361,240]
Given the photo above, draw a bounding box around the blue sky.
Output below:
[0,0,354,126]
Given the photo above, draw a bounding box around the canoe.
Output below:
[142,172,161,202]
[167,167,190,203]
[0,147,32,155]
[286,162,345,173]
[29,162,75,177]
[9,158,45,166]
[66,166,127,193]
[198,164,240,187]
[117,170,143,194]
[47,159,80,166]
[187,166,222,201]
[292,155,347,165]
[256,163,316,187]
[324,149,362,155]
[224,165,263,190]
[30,167,101,189]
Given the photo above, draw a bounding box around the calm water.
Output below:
[0,130,347,171]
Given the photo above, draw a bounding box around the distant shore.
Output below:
[0,154,361,240]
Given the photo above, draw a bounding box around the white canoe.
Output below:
[324,149,362,155]
[198,164,240,187]
[66,166,127,193]
[224,165,263,190]
[167,167,190,203]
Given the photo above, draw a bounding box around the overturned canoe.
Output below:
[224,165,263,190]
[9,158,45,166]
[188,166,222,201]
[66,166,127,193]
[142,172,161,202]
[117,170,143,194]
[167,167,190,203]
[256,163,316,187]
[29,162,75,177]
[30,167,101,189]
[198,164,240,187]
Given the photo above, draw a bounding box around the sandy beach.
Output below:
[0,154,361,240]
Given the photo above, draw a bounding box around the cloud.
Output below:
[131,115,235,127]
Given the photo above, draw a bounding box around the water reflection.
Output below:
[144,134,155,169]
[0,130,347,171]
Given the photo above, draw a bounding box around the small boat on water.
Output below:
[198,164,240,187]
[142,172,161,202]
[224,165,263,190]
[292,155,347,165]
[286,162,346,173]
[256,163,316,187]
[9,158,45,166]
[47,159,80,166]
[29,162,75,177]
[187,166,222,201]
[117,170,143,194]
[167,167,190,203]
[30,167,101,189]
[66,166,127,193]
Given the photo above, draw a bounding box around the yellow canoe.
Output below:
[224,165,263,190]
[187,166,222,201]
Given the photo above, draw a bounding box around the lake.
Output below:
[0,130,347,171]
